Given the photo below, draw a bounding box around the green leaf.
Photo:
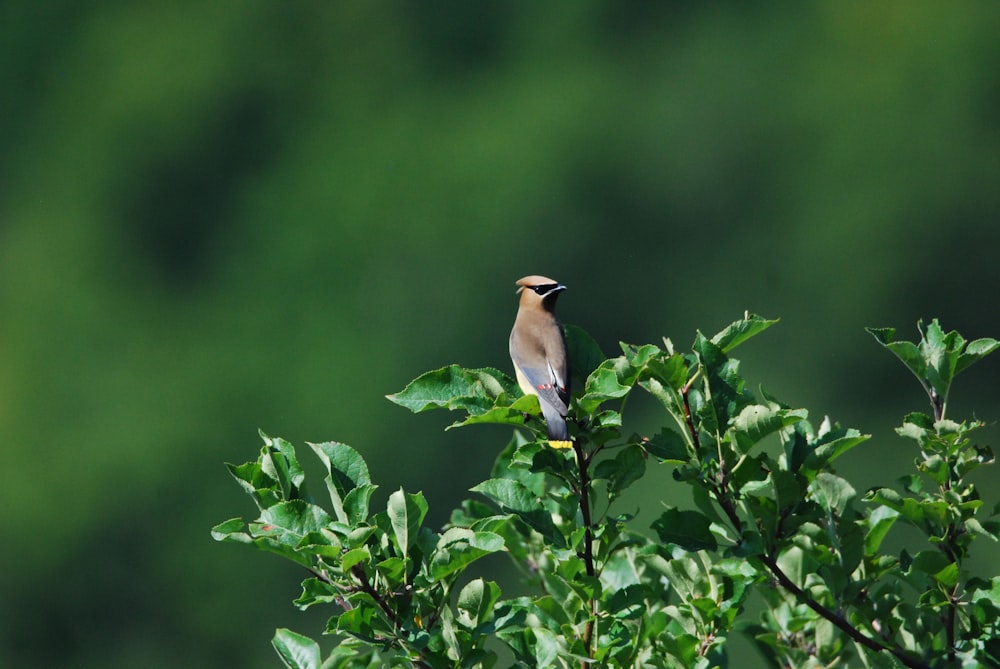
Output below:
[869,320,996,412]
[807,472,856,516]
[592,444,646,497]
[343,484,377,526]
[866,488,950,534]
[655,553,707,601]
[625,343,688,390]
[864,505,899,554]
[293,577,341,610]
[909,550,957,586]
[374,557,407,583]
[530,627,563,667]
[387,488,428,559]
[565,323,606,387]
[710,314,779,353]
[308,441,372,524]
[652,508,717,551]
[456,578,502,629]
[430,527,505,581]
[341,546,371,571]
[386,365,517,414]
[731,404,807,454]
[272,628,321,669]
[867,326,928,388]
[776,545,816,590]
[578,359,632,413]
[641,428,690,463]
[919,319,962,397]
[254,500,335,548]
[295,530,341,559]
[225,460,280,510]
[471,478,540,513]
[955,337,1000,375]
[331,606,378,642]
[450,393,540,429]
[806,428,870,471]
[260,433,307,501]
[471,478,563,546]
[211,517,252,544]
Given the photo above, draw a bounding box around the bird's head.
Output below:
[515,275,567,309]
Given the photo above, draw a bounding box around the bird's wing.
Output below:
[510,343,569,417]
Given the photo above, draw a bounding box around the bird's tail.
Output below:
[540,403,572,449]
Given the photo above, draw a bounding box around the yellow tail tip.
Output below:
[548,439,573,449]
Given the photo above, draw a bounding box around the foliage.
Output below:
[214,316,1000,668]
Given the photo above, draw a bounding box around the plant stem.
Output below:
[351,564,399,626]
[681,378,702,453]
[349,565,434,669]
[573,440,597,668]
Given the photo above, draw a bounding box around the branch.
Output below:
[351,564,399,626]
[349,565,435,669]
[573,441,597,668]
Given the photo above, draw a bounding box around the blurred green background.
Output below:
[2,2,999,667]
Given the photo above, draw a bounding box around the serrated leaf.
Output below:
[295,530,341,559]
[710,314,779,353]
[652,508,717,551]
[272,628,321,669]
[471,478,542,514]
[386,365,517,414]
[450,393,541,429]
[866,488,949,533]
[956,337,1000,375]
[211,517,252,544]
[731,404,807,453]
[578,360,632,413]
[867,326,927,384]
[293,577,341,610]
[807,428,870,470]
[430,528,505,580]
[255,500,335,548]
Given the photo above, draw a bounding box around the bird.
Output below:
[509,275,572,449]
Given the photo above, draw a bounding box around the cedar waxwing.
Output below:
[509,275,572,449]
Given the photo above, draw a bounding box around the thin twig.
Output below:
[349,565,435,669]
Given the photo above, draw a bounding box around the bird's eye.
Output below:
[531,284,558,295]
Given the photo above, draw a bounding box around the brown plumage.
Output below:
[509,275,571,448]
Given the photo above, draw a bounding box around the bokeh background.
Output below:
[2,3,999,667]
